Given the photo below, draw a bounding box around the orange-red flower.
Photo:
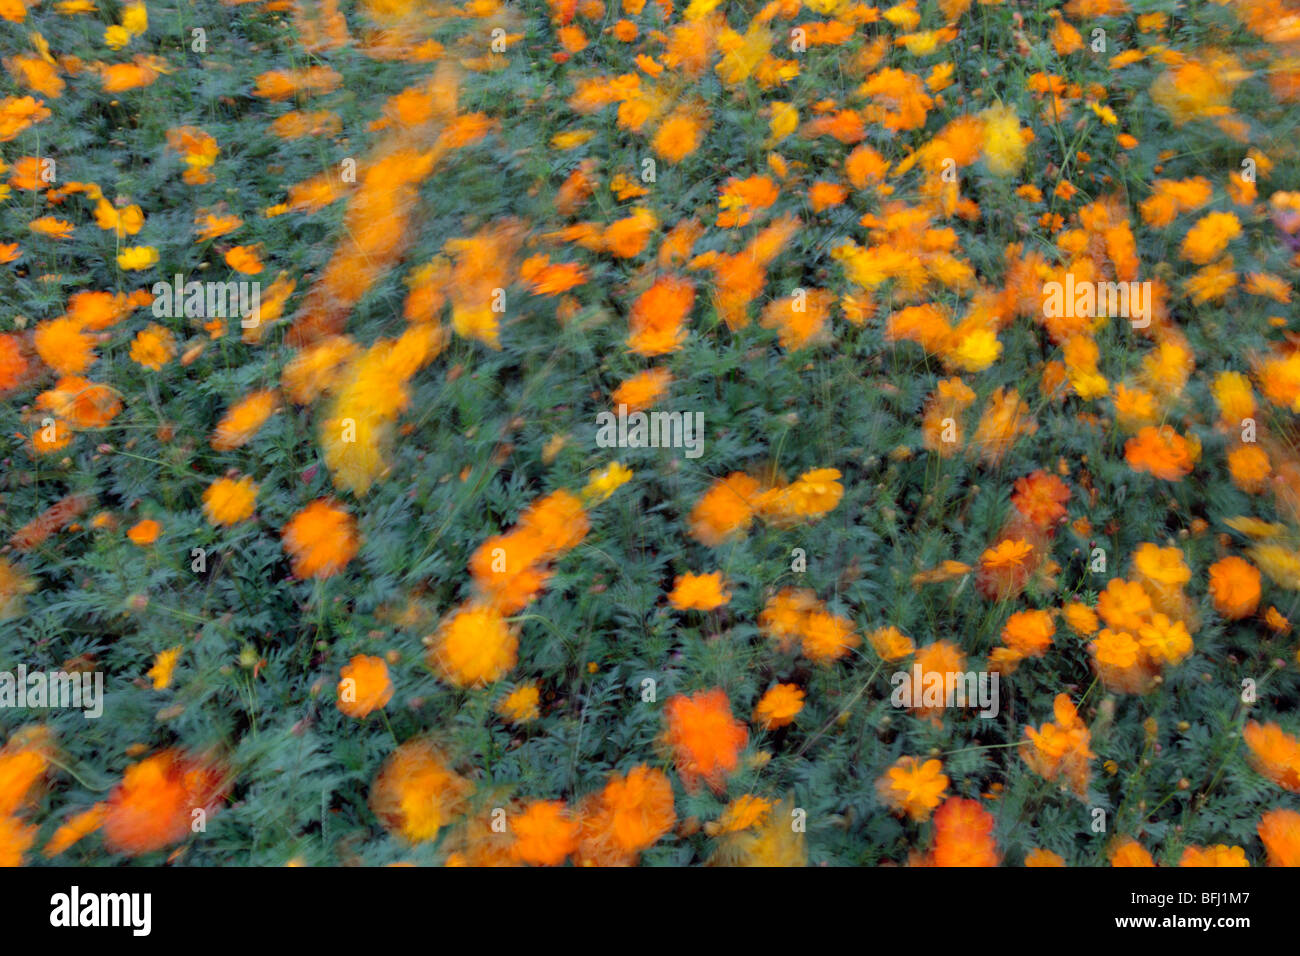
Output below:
[575,764,676,866]
[102,750,227,856]
[925,796,1000,866]
[511,800,579,866]
[1125,425,1197,480]
[662,688,748,794]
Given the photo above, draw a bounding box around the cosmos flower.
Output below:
[337,655,394,718]
[281,499,359,579]
[663,688,748,794]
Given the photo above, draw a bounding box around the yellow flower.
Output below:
[121,1,147,36]
[497,683,541,723]
[981,103,1026,177]
[551,130,596,150]
[947,328,1001,372]
[103,25,131,49]
[1089,102,1118,126]
[768,102,797,143]
[582,462,633,503]
[146,646,182,690]
[116,246,158,270]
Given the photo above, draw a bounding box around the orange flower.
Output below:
[752,683,804,729]
[1258,808,1300,867]
[1011,470,1070,530]
[497,683,541,723]
[716,175,778,228]
[759,289,834,350]
[611,367,671,412]
[663,689,748,794]
[759,587,820,651]
[1227,445,1271,493]
[971,387,1036,465]
[369,740,471,843]
[469,531,551,614]
[994,608,1055,673]
[1180,211,1241,265]
[867,624,915,661]
[651,110,704,163]
[0,813,37,866]
[688,472,760,546]
[1125,425,1197,480]
[926,796,1000,866]
[1208,556,1261,620]
[1097,578,1153,632]
[1137,613,1193,666]
[224,245,264,274]
[575,764,676,866]
[129,324,175,371]
[0,333,29,392]
[905,639,966,722]
[1109,836,1157,867]
[43,804,108,858]
[0,730,50,817]
[337,654,393,718]
[281,499,359,579]
[126,519,161,545]
[511,800,579,866]
[1090,627,1157,694]
[33,317,96,374]
[1179,844,1249,867]
[706,794,773,836]
[35,376,121,428]
[604,208,657,259]
[1021,693,1094,797]
[877,757,949,821]
[762,467,844,522]
[102,750,227,856]
[1243,721,1300,792]
[976,537,1037,601]
[426,602,518,687]
[667,571,731,611]
[808,181,848,212]
[211,389,279,451]
[627,275,693,356]
[1025,848,1066,866]
[202,477,257,526]
[799,608,860,664]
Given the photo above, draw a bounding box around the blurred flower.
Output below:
[663,688,748,794]
[752,684,804,730]
[877,757,949,821]
[281,499,359,578]
[202,477,257,526]
[369,740,470,843]
[667,571,731,611]
[102,749,226,856]
[427,602,518,687]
